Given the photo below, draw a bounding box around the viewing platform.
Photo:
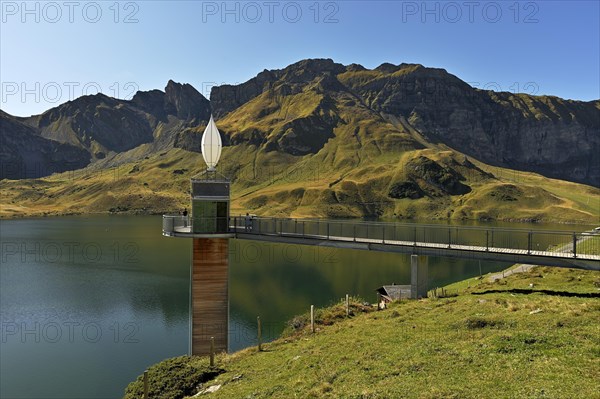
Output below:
[162,215,234,238]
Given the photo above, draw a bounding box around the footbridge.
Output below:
[163,216,600,271]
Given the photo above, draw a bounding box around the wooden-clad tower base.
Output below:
[191,238,229,355]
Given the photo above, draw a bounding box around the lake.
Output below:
[0,215,592,398]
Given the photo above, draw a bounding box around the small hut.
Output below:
[376,284,412,305]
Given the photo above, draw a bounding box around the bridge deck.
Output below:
[162,215,600,270]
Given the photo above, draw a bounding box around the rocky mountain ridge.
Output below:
[1,59,598,219]
[1,80,212,179]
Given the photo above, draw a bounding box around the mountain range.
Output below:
[1,59,598,222]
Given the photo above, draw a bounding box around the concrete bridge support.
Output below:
[410,255,428,299]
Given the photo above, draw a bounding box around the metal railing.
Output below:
[163,214,600,258]
[162,214,190,235]
[231,216,599,259]
[162,215,229,235]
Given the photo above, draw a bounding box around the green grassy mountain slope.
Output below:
[210,59,599,222]
[1,146,598,223]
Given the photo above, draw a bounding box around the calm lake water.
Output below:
[0,215,593,398]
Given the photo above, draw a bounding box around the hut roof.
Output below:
[376,285,411,301]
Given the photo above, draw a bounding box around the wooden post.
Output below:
[257,316,262,352]
[527,232,532,254]
[573,233,577,258]
[485,230,489,251]
[345,294,349,317]
[310,305,315,333]
[143,370,148,399]
[210,337,215,367]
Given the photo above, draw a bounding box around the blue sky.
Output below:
[1,0,598,116]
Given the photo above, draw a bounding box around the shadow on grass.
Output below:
[471,288,600,298]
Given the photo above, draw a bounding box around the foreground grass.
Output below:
[124,357,222,399]
[126,267,600,399]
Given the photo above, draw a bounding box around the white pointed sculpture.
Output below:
[201,115,222,172]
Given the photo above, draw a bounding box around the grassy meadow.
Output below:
[124,266,600,399]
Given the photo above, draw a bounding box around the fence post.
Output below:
[527,232,532,255]
[573,233,577,258]
[414,226,417,246]
[448,228,451,248]
[310,305,315,333]
[382,226,385,244]
[143,370,148,399]
[257,316,262,352]
[327,222,330,239]
[210,337,215,367]
[345,294,349,317]
[486,230,489,251]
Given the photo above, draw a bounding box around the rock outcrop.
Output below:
[0,111,89,179]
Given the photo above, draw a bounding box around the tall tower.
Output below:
[162,115,232,355]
